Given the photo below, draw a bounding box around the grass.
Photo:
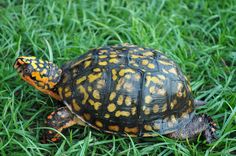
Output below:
[0,0,236,155]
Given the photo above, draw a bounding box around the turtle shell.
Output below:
[57,44,194,137]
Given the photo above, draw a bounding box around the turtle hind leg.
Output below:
[168,114,217,143]
[43,107,85,143]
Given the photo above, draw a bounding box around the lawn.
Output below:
[0,0,236,155]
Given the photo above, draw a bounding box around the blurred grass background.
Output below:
[0,0,236,155]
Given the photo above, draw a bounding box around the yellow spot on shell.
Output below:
[119,69,135,76]
[107,103,116,112]
[158,75,166,80]
[39,64,44,68]
[159,60,172,66]
[169,68,177,75]
[171,115,177,123]
[147,63,155,69]
[99,61,108,66]
[131,107,136,115]
[144,125,152,131]
[88,99,102,110]
[143,51,153,56]
[124,127,138,134]
[87,86,92,92]
[92,90,100,100]
[99,55,107,59]
[153,104,159,113]
[145,95,152,104]
[84,60,91,68]
[125,96,132,106]
[93,68,101,72]
[142,60,149,65]
[97,79,105,89]
[110,54,117,58]
[109,92,116,101]
[78,85,89,104]
[112,69,117,80]
[76,76,86,84]
[104,114,110,118]
[149,86,155,94]
[72,99,80,111]
[95,120,103,128]
[146,76,161,86]
[88,73,102,83]
[108,125,119,132]
[144,108,150,115]
[170,99,177,109]
[124,83,133,92]
[117,95,124,105]
[58,87,63,97]
[162,103,167,112]
[109,58,119,63]
[153,123,160,130]
[115,111,130,117]
[157,88,166,96]
[84,113,91,120]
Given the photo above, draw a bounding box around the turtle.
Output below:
[14,43,217,143]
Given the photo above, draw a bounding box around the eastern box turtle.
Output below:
[14,44,217,143]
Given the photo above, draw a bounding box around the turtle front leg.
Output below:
[168,114,217,143]
[43,107,85,143]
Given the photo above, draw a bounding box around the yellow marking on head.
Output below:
[41,69,47,75]
[169,68,177,75]
[119,69,135,76]
[109,58,119,63]
[162,103,167,112]
[108,125,119,132]
[144,125,152,131]
[109,92,116,101]
[141,60,149,65]
[153,104,159,113]
[107,103,116,112]
[99,61,108,66]
[20,75,61,100]
[31,62,37,69]
[104,114,110,118]
[88,73,102,83]
[76,76,86,84]
[131,107,136,115]
[39,64,44,68]
[125,96,132,106]
[84,113,91,120]
[95,120,103,128]
[115,111,130,117]
[78,85,89,104]
[124,127,138,134]
[117,95,124,105]
[159,60,172,66]
[84,60,92,68]
[99,55,107,59]
[72,99,80,111]
[145,95,152,104]
[92,90,100,100]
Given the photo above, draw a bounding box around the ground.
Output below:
[0,0,236,155]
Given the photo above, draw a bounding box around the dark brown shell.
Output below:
[57,44,194,137]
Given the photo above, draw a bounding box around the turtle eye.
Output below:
[23,66,33,74]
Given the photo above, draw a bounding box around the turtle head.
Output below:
[14,56,62,100]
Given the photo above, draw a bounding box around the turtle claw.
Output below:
[204,115,218,143]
